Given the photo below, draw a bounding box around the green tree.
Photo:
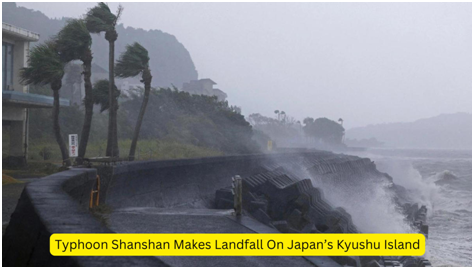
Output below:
[85,2,123,157]
[115,42,152,161]
[91,79,120,113]
[56,19,93,163]
[304,117,345,145]
[20,41,71,166]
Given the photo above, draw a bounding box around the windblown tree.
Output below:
[56,19,93,163]
[20,41,70,166]
[85,2,123,157]
[91,79,120,113]
[115,42,152,161]
[303,117,345,145]
[274,110,280,120]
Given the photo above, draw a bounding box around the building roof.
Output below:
[3,91,70,108]
[2,22,40,42]
[199,78,216,84]
[92,63,108,73]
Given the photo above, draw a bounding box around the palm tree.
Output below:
[338,118,345,142]
[85,2,123,157]
[280,111,286,122]
[274,110,280,120]
[115,43,152,161]
[91,79,120,112]
[20,41,70,166]
[56,19,93,164]
[338,118,343,126]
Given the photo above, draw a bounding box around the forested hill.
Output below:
[3,2,198,88]
[346,112,472,150]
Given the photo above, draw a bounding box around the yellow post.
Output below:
[267,140,273,151]
[89,175,101,209]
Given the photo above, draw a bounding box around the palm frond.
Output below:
[85,2,116,33]
[113,5,124,26]
[56,19,92,62]
[92,79,120,112]
[20,40,65,85]
[115,42,149,78]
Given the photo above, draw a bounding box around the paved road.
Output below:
[2,178,38,236]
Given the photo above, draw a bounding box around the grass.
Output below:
[2,173,22,185]
[3,162,63,178]
[22,138,223,162]
[3,139,221,180]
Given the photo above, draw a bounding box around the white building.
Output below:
[2,22,69,166]
[181,78,227,102]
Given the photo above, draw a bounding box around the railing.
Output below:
[89,175,100,209]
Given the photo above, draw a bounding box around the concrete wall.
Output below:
[12,40,28,93]
[3,151,384,266]
[3,30,30,159]
[102,154,269,209]
[101,151,363,210]
[2,168,167,267]
[3,31,30,93]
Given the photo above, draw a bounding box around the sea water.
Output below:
[358,148,472,267]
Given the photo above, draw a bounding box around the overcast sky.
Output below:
[17,2,472,128]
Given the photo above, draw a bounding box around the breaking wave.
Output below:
[354,149,472,267]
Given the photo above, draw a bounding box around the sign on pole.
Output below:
[69,134,78,157]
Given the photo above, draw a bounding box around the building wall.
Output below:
[2,26,36,160]
[3,106,25,121]
[201,80,214,95]
[12,40,28,93]
[3,34,29,93]
[181,79,227,101]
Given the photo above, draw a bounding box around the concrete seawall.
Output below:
[2,168,167,266]
[101,151,359,210]
[3,151,428,266]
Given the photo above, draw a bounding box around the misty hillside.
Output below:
[2,2,198,88]
[346,112,472,150]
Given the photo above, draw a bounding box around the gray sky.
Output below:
[18,2,472,128]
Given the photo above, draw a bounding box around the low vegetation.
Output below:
[16,86,257,163]
[4,138,222,163]
[2,173,22,185]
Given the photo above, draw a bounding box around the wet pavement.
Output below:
[105,207,316,267]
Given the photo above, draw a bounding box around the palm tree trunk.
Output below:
[52,81,71,166]
[77,50,93,163]
[105,32,119,157]
[128,69,152,161]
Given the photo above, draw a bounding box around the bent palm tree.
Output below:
[115,43,152,161]
[91,79,120,113]
[56,19,93,163]
[20,41,70,166]
[85,2,123,157]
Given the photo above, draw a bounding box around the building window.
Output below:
[3,42,14,91]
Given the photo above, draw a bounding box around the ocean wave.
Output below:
[433,170,459,185]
